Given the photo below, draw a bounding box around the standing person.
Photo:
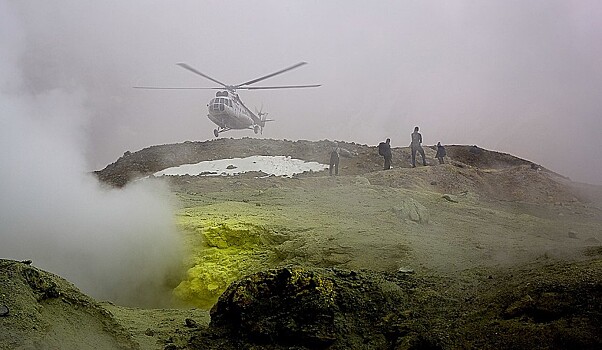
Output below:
[378,138,393,170]
[329,142,340,176]
[410,126,427,168]
[435,142,446,164]
[329,141,355,176]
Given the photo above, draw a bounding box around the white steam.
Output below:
[0,2,182,306]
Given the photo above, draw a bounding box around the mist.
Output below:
[3,1,601,185]
[1,0,601,302]
[1,2,182,306]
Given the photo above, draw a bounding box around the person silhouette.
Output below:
[435,141,446,164]
[410,126,427,167]
[378,138,393,170]
[329,142,340,176]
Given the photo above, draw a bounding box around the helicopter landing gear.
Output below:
[253,125,260,134]
[213,129,219,138]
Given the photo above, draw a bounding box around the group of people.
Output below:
[378,126,446,170]
[329,126,447,176]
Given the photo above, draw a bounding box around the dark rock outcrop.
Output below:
[202,267,442,350]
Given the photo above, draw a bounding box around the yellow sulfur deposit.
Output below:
[173,202,275,308]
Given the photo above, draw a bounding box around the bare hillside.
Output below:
[2,138,601,349]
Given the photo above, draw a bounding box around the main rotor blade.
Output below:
[133,86,221,90]
[241,84,322,90]
[176,63,229,88]
[236,62,308,88]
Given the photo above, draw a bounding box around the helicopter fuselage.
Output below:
[207,91,262,138]
[207,93,254,130]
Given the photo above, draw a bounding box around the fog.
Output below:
[1,1,182,306]
[3,1,601,185]
[1,1,601,302]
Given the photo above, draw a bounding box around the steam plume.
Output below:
[0,2,182,306]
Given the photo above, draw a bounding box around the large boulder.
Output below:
[204,267,442,349]
[210,267,338,347]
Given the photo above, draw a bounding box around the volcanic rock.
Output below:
[393,198,429,224]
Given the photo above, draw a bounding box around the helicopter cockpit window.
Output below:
[208,97,230,112]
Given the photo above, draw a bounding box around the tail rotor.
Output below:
[254,105,273,135]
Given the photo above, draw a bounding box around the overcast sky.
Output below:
[3,0,602,184]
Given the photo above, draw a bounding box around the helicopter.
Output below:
[134,62,320,138]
